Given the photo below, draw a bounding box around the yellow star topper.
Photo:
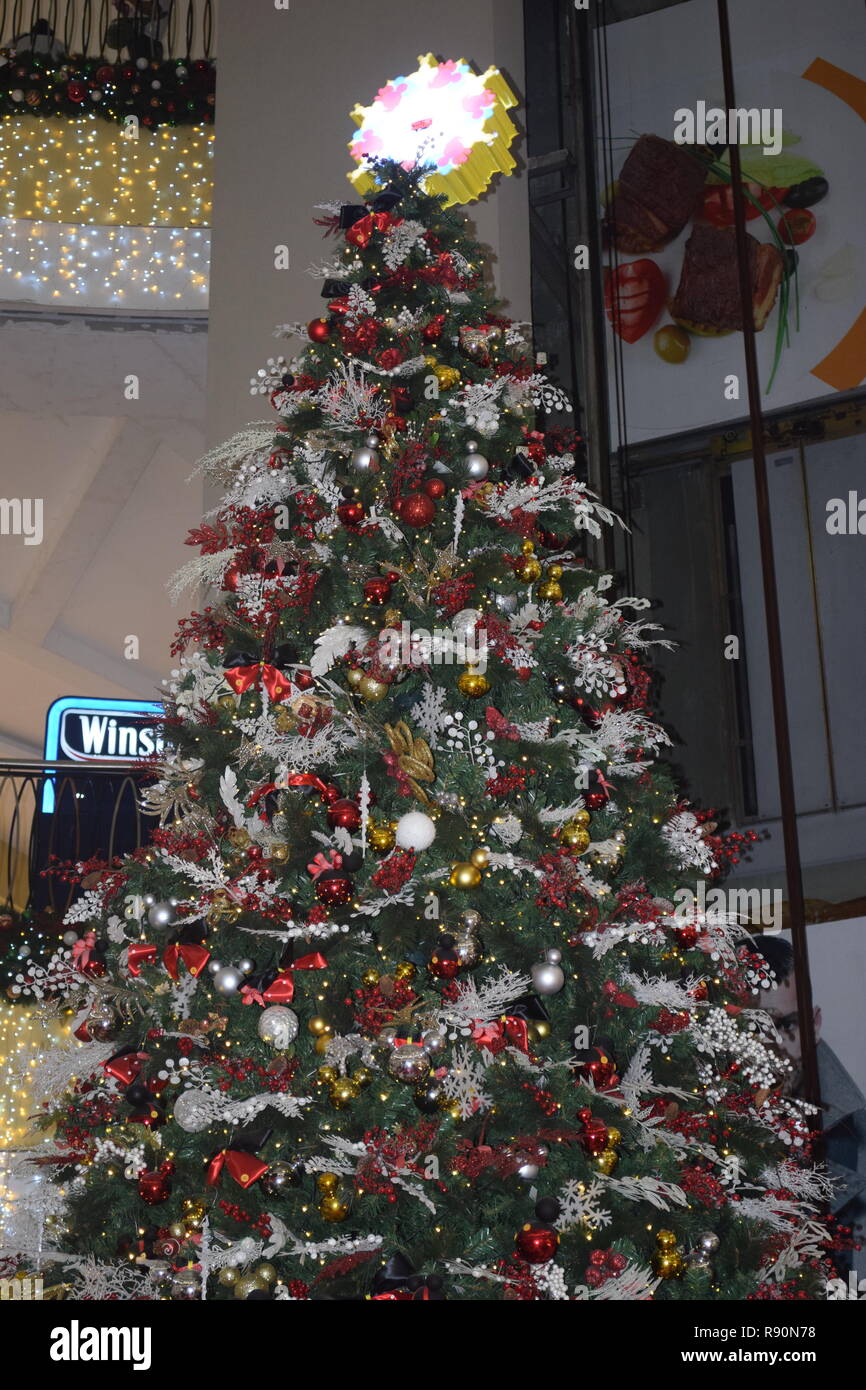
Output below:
[348,53,519,207]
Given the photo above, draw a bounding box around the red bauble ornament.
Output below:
[223,560,242,592]
[337,500,365,527]
[428,950,460,980]
[584,792,607,811]
[514,1223,559,1265]
[307,317,331,342]
[314,870,353,905]
[397,492,436,528]
[326,797,362,832]
[363,577,392,604]
[294,668,315,690]
[66,80,87,103]
[138,1168,172,1205]
[423,478,446,500]
[422,315,445,343]
[675,924,699,949]
[577,1107,609,1156]
[81,958,107,979]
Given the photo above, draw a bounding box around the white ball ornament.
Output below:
[257,1005,299,1050]
[395,811,436,852]
[62,930,79,946]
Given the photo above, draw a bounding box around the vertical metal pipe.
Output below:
[716,0,821,1113]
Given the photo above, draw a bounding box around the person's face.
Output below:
[762,972,821,1091]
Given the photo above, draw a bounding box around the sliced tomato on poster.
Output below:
[700,182,789,226]
[604,259,666,344]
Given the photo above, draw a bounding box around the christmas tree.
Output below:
[12,161,837,1303]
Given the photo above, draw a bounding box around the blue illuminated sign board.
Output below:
[42,697,164,811]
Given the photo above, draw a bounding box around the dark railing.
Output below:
[0,759,157,915]
[0,0,214,61]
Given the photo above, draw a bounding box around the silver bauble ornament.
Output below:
[212,965,244,996]
[172,1087,212,1133]
[86,1002,118,1042]
[62,929,79,946]
[531,948,565,996]
[464,440,489,481]
[451,607,482,642]
[460,908,482,932]
[169,1267,201,1300]
[517,1160,540,1182]
[260,1160,303,1196]
[421,1027,447,1056]
[351,431,381,474]
[237,958,256,976]
[257,1005,299,1050]
[699,1232,720,1254]
[493,591,519,615]
[387,1043,431,1085]
[147,900,177,930]
[454,931,483,968]
[207,959,222,975]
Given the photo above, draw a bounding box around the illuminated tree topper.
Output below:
[348,54,519,207]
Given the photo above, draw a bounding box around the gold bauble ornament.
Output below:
[274,704,297,733]
[515,540,542,583]
[560,821,591,852]
[361,968,379,988]
[218,1266,239,1288]
[450,861,482,889]
[593,1148,619,1175]
[234,1274,265,1299]
[354,1066,373,1088]
[227,827,250,849]
[470,847,490,869]
[308,1016,331,1037]
[572,809,591,826]
[269,841,290,863]
[255,1262,277,1285]
[217,693,236,713]
[537,565,564,601]
[528,1019,551,1042]
[394,961,416,982]
[317,1065,338,1086]
[346,667,364,689]
[317,1172,339,1194]
[320,1194,351,1223]
[651,1229,684,1279]
[359,674,389,702]
[329,1077,359,1108]
[314,1034,333,1055]
[168,1222,186,1240]
[457,666,491,698]
[606,1126,622,1148]
[368,820,397,853]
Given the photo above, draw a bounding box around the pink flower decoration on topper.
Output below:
[377,80,407,111]
[429,60,462,88]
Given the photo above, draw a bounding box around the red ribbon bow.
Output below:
[225,662,292,703]
[345,210,400,248]
[162,941,211,981]
[471,1016,529,1055]
[126,942,158,976]
[241,953,327,1006]
[205,1149,269,1189]
[72,930,97,969]
[307,850,343,880]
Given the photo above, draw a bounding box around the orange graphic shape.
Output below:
[801,58,866,122]
[801,58,866,387]
[811,308,866,390]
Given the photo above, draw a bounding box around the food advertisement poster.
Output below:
[596,0,866,445]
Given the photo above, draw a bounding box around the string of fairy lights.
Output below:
[0,115,213,308]
[0,220,210,307]
[0,117,214,225]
